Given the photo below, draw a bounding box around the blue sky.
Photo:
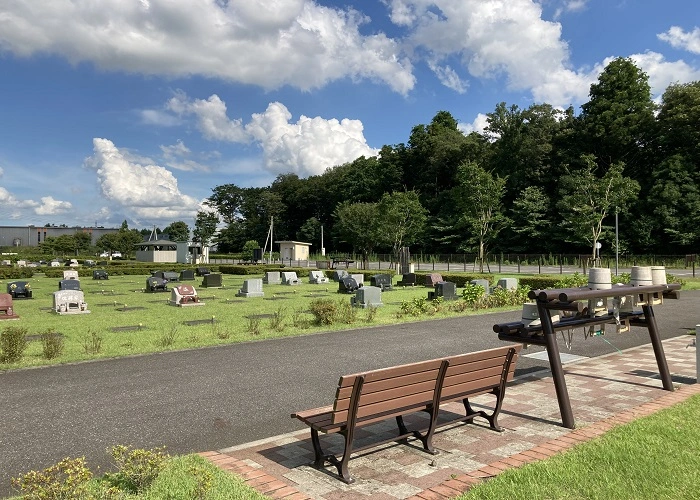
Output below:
[0,0,698,230]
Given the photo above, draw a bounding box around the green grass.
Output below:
[459,394,700,500]
[1,273,523,370]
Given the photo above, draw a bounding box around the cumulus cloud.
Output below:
[0,0,414,94]
[386,0,596,106]
[458,113,489,135]
[34,196,73,215]
[553,0,589,20]
[658,26,700,54]
[85,138,202,220]
[167,92,379,176]
[159,140,211,172]
[627,52,700,97]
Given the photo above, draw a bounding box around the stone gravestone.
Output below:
[201,273,223,288]
[63,270,79,280]
[470,279,491,295]
[236,278,264,298]
[351,286,383,308]
[397,273,417,286]
[146,277,168,292]
[497,278,518,290]
[370,274,393,291]
[332,269,349,282]
[351,274,365,287]
[7,281,32,299]
[59,279,81,291]
[428,281,458,301]
[53,290,90,315]
[263,271,282,285]
[93,269,109,280]
[281,271,300,285]
[163,271,179,282]
[309,270,329,284]
[338,276,359,294]
[0,293,20,320]
[425,273,443,287]
[196,267,210,276]
[169,284,204,307]
[179,269,196,281]
[151,270,165,279]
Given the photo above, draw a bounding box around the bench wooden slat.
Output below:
[336,359,446,389]
[336,369,444,399]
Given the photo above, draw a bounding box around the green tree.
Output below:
[507,186,553,253]
[193,211,219,260]
[205,184,243,225]
[162,221,190,242]
[333,201,382,268]
[297,217,322,245]
[73,232,93,254]
[557,155,640,261]
[376,191,427,266]
[241,240,260,261]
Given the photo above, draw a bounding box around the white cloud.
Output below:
[159,140,210,172]
[427,62,468,93]
[167,92,379,177]
[658,26,700,54]
[458,113,489,135]
[85,138,202,220]
[140,109,182,127]
[0,0,414,94]
[627,52,700,97]
[34,196,72,215]
[553,0,589,20]
[387,0,596,106]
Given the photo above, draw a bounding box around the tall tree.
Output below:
[333,201,382,268]
[162,221,190,242]
[376,191,427,266]
[579,57,656,182]
[193,211,219,260]
[205,184,243,225]
[506,186,553,253]
[557,155,640,261]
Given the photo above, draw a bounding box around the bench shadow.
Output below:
[563,370,691,389]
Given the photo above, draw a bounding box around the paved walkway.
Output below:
[201,335,699,499]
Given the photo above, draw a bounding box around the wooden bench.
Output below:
[291,345,521,483]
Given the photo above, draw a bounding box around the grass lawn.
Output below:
[0,272,526,370]
[460,394,700,500]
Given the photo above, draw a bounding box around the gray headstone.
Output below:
[370,274,393,291]
[263,271,282,285]
[281,271,300,285]
[63,270,79,280]
[237,278,264,298]
[351,285,383,308]
[332,269,349,282]
[470,279,490,295]
[428,281,457,301]
[497,278,518,290]
[309,270,329,284]
[351,274,365,286]
[53,290,90,314]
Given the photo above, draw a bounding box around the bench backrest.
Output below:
[330,345,520,426]
[332,359,447,425]
[441,345,520,402]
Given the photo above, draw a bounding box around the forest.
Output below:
[194,57,699,261]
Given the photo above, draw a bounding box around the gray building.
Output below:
[0,226,120,247]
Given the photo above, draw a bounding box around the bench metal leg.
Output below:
[463,398,498,430]
[310,429,325,467]
[326,428,355,484]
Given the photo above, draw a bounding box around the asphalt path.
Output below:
[2,290,699,497]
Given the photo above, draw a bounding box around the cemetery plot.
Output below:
[196,267,210,276]
[110,324,147,332]
[309,270,329,284]
[116,306,147,312]
[236,279,264,298]
[0,293,20,320]
[170,285,205,306]
[281,272,300,285]
[59,279,81,291]
[263,271,281,285]
[92,270,109,280]
[350,286,383,308]
[201,273,223,288]
[7,281,33,299]
[146,277,168,292]
[183,317,218,326]
[53,290,90,315]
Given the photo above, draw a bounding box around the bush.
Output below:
[107,445,169,493]
[41,329,65,360]
[1,325,28,363]
[11,456,92,499]
[309,298,338,325]
[461,283,486,305]
[554,272,589,288]
[519,275,562,290]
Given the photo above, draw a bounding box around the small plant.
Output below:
[291,307,310,329]
[365,305,378,322]
[189,464,215,499]
[107,445,169,494]
[429,296,445,314]
[400,297,428,317]
[81,329,103,355]
[0,325,28,363]
[247,316,261,335]
[41,328,65,360]
[337,299,358,324]
[555,272,588,288]
[268,306,287,332]
[461,283,486,306]
[309,298,338,325]
[156,325,178,348]
[211,322,230,340]
[11,456,93,499]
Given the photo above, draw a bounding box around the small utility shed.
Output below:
[135,239,180,263]
[275,241,312,261]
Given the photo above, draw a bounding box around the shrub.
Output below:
[1,325,28,363]
[107,445,169,494]
[309,298,338,325]
[400,297,429,317]
[337,300,358,324]
[41,329,65,360]
[365,305,378,322]
[11,456,92,499]
[268,307,286,332]
[81,329,103,355]
[554,272,588,288]
[247,316,261,335]
[519,275,562,290]
[461,283,486,305]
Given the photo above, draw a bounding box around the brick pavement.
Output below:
[201,335,699,499]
